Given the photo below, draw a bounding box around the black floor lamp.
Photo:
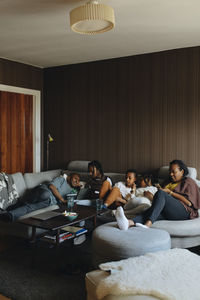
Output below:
[46,133,54,170]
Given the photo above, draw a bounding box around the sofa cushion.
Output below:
[67,160,90,172]
[11,172,26,198]
[92,222,171,267]
[158,166,197,181]
[24,169,62,189]
[152,217,200,236]
[105,173,124,185]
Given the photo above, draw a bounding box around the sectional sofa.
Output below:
[65,160,200,249]
[0,160,200,249]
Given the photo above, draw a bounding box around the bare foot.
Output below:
[145,220,152,227]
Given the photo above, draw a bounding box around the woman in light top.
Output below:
[115,159,200,230]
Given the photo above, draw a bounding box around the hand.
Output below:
[130,183,136,194]
[144,191,154,202]
[155,183,161,189]
[160,188,171,194]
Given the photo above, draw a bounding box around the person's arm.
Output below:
[49,184,67,204]
[170,191,192,206]
[160,187,192,207]
[144,191,154,202]
[99,180,112,199]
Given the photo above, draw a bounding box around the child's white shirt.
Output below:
[114,182,135,199]
[135,186,158,197]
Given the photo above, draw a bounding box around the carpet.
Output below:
[97,248,200,300]
[0,235,93,300]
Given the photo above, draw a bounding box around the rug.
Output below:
[97,248,200,300]
[0,235,93,300]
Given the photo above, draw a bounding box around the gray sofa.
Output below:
[0,169,62,238]
[1,160,200,248]
[65,161,200,249]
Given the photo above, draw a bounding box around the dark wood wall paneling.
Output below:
[44,47,200,175]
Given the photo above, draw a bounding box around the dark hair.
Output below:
[88,160,104,176]
[69,173,80,179]
[169,159,189,177]
[125,169,137,177]
[136,173,155,187]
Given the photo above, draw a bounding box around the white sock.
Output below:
[115,206,129,230]
[135,222,149,229]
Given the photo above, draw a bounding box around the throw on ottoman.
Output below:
[92,222,171,268]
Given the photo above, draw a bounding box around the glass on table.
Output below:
[66,193,77,211]
[96,199,103,211]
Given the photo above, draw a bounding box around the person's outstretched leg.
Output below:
[133,190,190,226]
[115,206,133,230]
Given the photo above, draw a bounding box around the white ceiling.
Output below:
[1,0,200,68]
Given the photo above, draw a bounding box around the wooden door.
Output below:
[0,91,33,174]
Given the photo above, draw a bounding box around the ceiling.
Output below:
[1,0,200,68]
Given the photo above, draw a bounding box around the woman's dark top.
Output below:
[172,177,200,219]
[85,175,110,199]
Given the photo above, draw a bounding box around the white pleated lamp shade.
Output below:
[70,1,115,34]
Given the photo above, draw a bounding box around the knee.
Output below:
[155,189,165,197]
[40,190,50,200]
[153,189,165,201]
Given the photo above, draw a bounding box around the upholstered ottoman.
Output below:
[92,222,171,268]
[85,270,160,300]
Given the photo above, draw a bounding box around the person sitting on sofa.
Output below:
[102,169,137,209]
[85,160,112,200]
[123,173,158,210]
[115,159,200,230]
[0,173,81,222]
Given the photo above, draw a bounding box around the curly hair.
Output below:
[88,160,104,177]
[125,169,137,177]
[169,159,189,177]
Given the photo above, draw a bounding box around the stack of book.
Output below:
[42,226,88,244]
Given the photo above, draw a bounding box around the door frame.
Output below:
[0,84,41,172]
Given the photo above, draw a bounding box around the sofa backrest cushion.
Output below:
[67,160,90,172]
[105,173,124,185]
[158,166,197,182]
[11,172,27,198]
[24,169,62,189]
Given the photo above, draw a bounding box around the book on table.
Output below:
[43,231,74,243]
[42,226,87,243]
[61,225,88,236]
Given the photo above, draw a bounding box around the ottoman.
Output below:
[85,270,160,300]
[92,222,171,268]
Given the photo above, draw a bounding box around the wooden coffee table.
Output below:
[19,204,97,244]
[19,204,98,268]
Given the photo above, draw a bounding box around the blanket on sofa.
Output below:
[96,248,200,300]
[0,172,18,210]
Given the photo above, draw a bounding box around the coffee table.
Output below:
[19,204,98,268]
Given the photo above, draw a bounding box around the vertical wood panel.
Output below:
[44,46,200,176]
[0,92,33,173]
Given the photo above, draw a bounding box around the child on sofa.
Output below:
[123,173,157,210]
[102,172,157,211]
[102,169,137,209]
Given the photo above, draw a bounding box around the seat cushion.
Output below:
[92,222,171,268]
[152,217,200,236]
